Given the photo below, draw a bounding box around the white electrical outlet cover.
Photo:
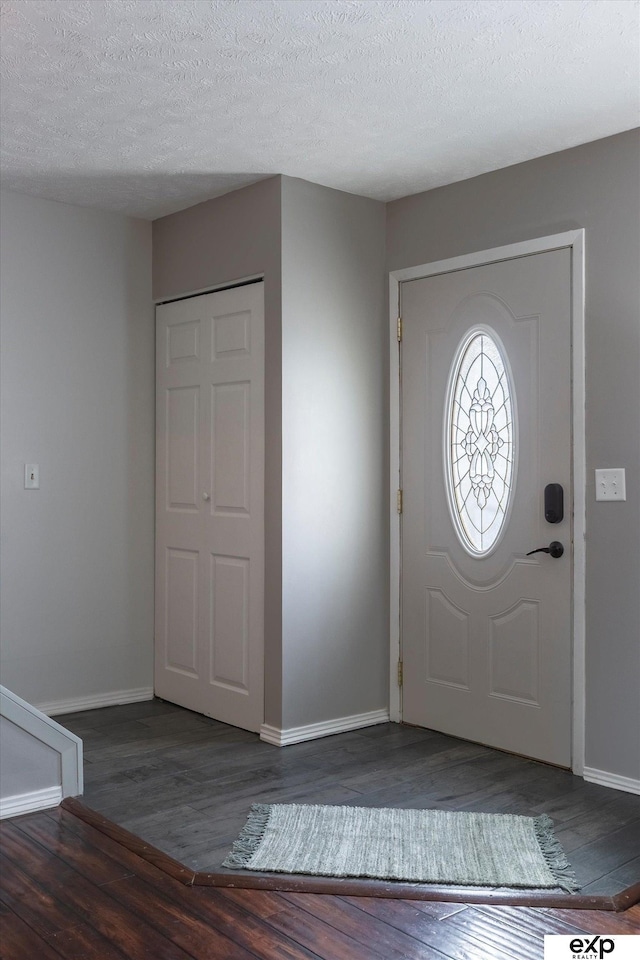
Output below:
[24,463,40,489]
[595,468,626,501]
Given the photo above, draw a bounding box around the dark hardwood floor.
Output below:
[1,805,639,960]
[51,698,640,900]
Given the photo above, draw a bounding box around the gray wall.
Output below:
[152,176,284,726]
[0,190,154,708]
[152,175,388,731]
[386,130,640,781]
[6,134,634,777]
[280,178,387,728]
[0,716,60,799]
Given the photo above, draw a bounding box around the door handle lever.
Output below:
[527,541,564,559]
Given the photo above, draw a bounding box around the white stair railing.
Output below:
[0,685,83,818]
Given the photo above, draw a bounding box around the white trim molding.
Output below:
[37,687,154,717]
[0,786,63,820]
[260,709,390,747]
[583,768,640,796]
[389,230,587,774]
[0,685,83,799]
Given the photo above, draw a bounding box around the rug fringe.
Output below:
[533,814,580,893]
[222,803,272,869]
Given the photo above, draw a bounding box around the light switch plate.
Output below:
[24,463,40,489]
[595,468,626,501]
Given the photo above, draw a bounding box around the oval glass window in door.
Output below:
[445,328,515,555]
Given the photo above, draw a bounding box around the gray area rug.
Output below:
[223,803,579,891]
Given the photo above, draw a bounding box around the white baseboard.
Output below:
[37,687,154,717]
[583,766,640,796]
[0,785,62,820]
[260,708,390,747]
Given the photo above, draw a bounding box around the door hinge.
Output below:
[397,489,403,514]
[397,316,402,342]
[397,661,403,687]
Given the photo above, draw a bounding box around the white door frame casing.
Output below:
[389,230,586,776]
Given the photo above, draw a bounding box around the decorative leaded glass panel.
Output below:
[446,330,515,555]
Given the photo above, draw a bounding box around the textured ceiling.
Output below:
[1,0,639,220]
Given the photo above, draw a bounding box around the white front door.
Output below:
[401,250,572,766]
[155,282,264,732]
